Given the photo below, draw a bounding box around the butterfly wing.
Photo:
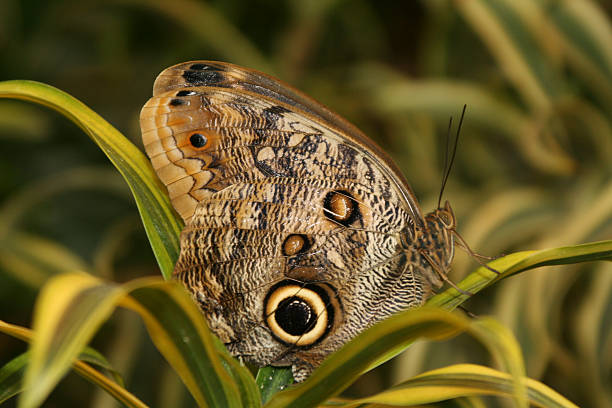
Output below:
[140,61,430,378]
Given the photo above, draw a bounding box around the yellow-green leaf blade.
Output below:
[266,305,534,408]
[369,241,612,384]
[456,0,554,113]
[71,360,149,408]
[549,0,612,112]
[217,338,263,407]
[1,319,148,408]
[19,273,126,408]
[256,366,294,404]
[264,308,468,408]
[0,351,145,408]
[0,352,29,404]
[0,231,91,287]
[338,364,578,408]
[123,279,255,408]
[429,240,612,311]
[0,80,182,278]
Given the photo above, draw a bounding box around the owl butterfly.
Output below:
[140,61,461,381]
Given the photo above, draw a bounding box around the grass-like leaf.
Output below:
[19,273,126,408]
[262,240,612,402]
[362,69,576,174]
[330,364,578,407]
[214,337,262,407]
[122,279,256,408]
[547,0,612,114]
[429,240,612,310]
[256,366,294,404]
[12,272,259,408]
[0,80,182,278]
[456,0,554,113]
[0,231,90,287]
[0,352,29,404]
[0,321,145,408]
[370,240,612,369]
[264,308,526,408]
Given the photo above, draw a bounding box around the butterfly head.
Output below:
[428,200,456,231]
[409,200,457,290]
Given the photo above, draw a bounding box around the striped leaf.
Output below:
[13,273,259,408]
[329,364,578,408]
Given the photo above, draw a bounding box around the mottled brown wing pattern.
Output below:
[140,61,452,379]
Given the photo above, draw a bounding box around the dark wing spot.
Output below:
[263,280,335,347]
[275,297,316,336]
[183,70,225,86]
[170,98,185,106]
[176,90,197,96]
[190,133,208,148]
[263,105,291,128]
[265,105,291,116]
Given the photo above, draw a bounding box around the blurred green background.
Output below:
[1,0,611,406]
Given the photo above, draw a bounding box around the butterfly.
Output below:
[139,61,459,380]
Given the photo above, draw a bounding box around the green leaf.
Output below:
[214,337,262,407]
[0,80,182,278]
[455,0,556,112]
[12,271,257,408]
[0,231,90,287]
[256,366,293,404]
[360,67,576,175]
[0,167,128,242]
[547,0,612,113]
[123,279,248,408]
[264,241,612,406]
[429,240,612,310]
[19,273,126,408]
[331,364,578,408]
[373,241,612,368]
[0,348,126,405]
[0,352,29,404]
[78,347,126,388]
[0,320,148,408]
[264,308,525,408]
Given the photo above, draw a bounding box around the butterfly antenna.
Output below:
[437,104,466,209]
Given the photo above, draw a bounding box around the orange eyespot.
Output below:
[282,234,310,256]
[323,190,360,226]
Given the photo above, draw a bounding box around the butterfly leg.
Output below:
[452,232,500,275]
[419,250,473,297]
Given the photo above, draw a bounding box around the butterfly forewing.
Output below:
[140,61,444,379]
[147,61,423,222]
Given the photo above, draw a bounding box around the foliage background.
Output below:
[1,0,610,407]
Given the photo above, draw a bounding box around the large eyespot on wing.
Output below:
[263,280,339,347]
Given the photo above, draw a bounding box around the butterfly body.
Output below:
[140,61,456,379]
